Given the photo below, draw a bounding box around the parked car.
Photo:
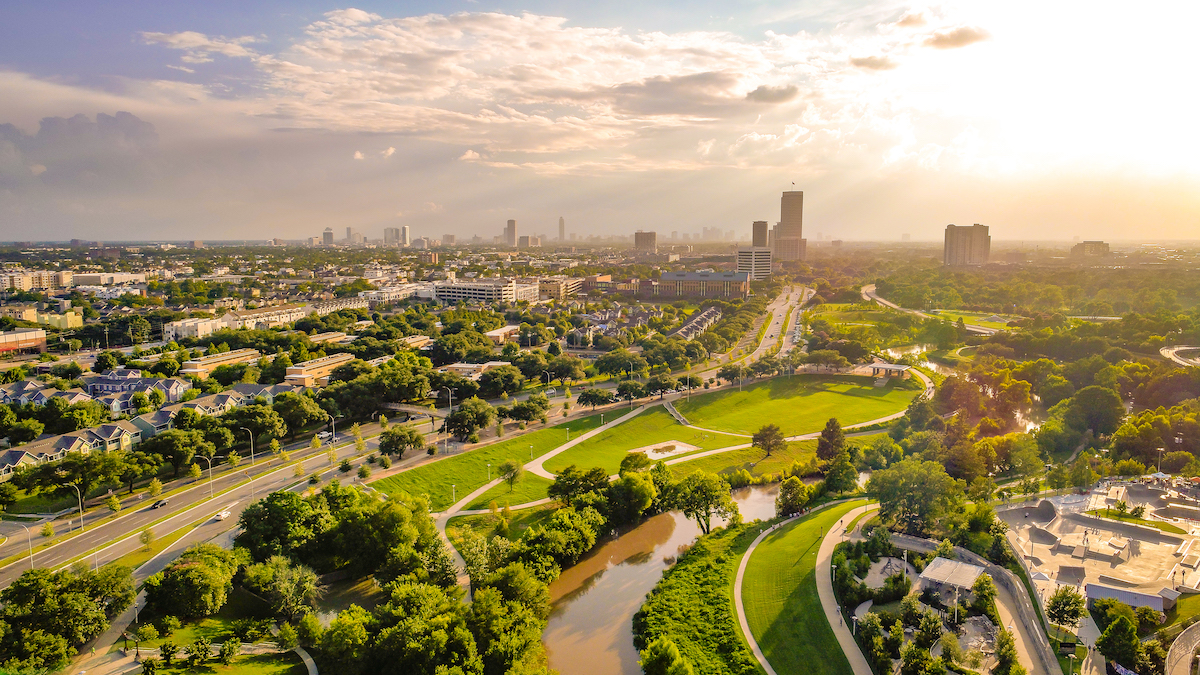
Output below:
[151,499,169,509]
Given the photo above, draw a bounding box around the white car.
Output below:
[545,388,556,396]
[215,510,232,521]
[316,431,333,440]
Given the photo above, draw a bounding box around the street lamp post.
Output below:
[452,485,456,504]
[487,463,491,481]
[240,427,255,465]
[197,455,215,499]
[441,387,454,456]
[63,483,84,532]
[327,415,338,442]
[529,444,533,461]
[17,523,33,569]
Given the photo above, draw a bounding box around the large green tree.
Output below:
[445,397,497,442]
[751,424,786,459]
[671,472,739,535]
[145,544,243,618]
[867,458,964,534]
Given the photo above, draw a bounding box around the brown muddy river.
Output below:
[543,484,779,675]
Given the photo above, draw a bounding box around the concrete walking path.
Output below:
[525,405,648,479]
[814,504,879,675]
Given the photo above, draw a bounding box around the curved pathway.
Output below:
[813,504,878,675]
[1161,345,1200,368]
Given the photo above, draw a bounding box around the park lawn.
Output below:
[1084,510,1187,534]
[669,440,816,479]
[370,413,603,511]
[447,503,559,550]
[932,310,1014,331]
[466,473,555,510]
[127,587,273,650]
[1164,592,1200,629]
[542,407,744,476]
[741,499,866,675]
[153,651,307,675]
[676,375,919,437]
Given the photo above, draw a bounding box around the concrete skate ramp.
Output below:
[1057,566,1087,585]
[1028,524,1059,546]
[999,499,1057,528]
[1063,512,1184,546]
[1160,503,1200,521]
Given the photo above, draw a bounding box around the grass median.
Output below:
[675,374,919,437]
[741,499,865,675]
[542,407,743,476]
[370,413,603,511]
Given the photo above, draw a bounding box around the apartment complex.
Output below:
[538,276,584,300]
[284,352,355,387]
[223,303,309,329]
[180,348,262,379]
[654,271,750,299]
[634,231,657,252]
[943,224,991,266]
[163,316,226,342]
[360,285,420,306]
[0,270,73,291]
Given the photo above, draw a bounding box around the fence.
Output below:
[1167,620,1200,675]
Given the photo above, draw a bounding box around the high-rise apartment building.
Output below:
[774,191,807,261]
[322,228,334,246]
[736,247,773,280]
[634,231,657,252]
[442,234,456,245]
[559,217,565,241]
[752,221,769,247]
[384,227,401,244]
[401,226,411,247]
[505,219,517,247]
[943,224,991,266]
[345,227,358,242]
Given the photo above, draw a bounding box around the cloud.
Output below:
[459,150,481,160]
[924,26,990,49]
[745,84,800,103]
[697,139,715,156]
[894,11,927,28]
[141,31,259,65]
[850,55,898,70]
[382,146,396,158]
[353,150,364,159]
[0,111,158,190]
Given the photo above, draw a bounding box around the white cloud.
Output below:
[141,31,259,65]
[353,150,364,159]
[382,146,396,158]
[459,150,482,160]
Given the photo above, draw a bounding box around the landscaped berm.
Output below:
[676,375,920,437]
[741,500,866,675]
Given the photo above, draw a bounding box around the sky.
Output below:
[1,0,1198,243]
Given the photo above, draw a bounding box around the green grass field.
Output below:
[465,473,555,510]
[676,375,918,437]
[741,500,865,675]
[126,587,273,650]
[371,413,603,511]
[542,407,743,476]
[669,440,817,479]
[152,651,307,675]
[932,310,1014,330]
[446,503,559,551]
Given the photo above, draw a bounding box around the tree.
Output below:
[1097,615,1141,670]
[751,424,786,459]
[0,482,16,512]
[444,397,497,442]
[145,544,242,618]
[640,637,695,675]
[140,527,155,551]
[776,476,812,517]
[816,417,845,461]
[646,374,678,399]
[548,355,586,384]
[378,427,425,457]
[577,388,615,409]
[188,462,203,479]
[1067,385,1126,435]
[993,629,1026,675]
[671,471,738,535]
[548,465,609,506]
[595,350,648,378]
[607,471,657,524]
[235,491,326,562]
[219,639,240,664]
[1046,585,1087,628]
[119,451,161,494]
[242,556,320,622]
[616,380,646,402]
[93,351,120,373]
[7,418,45,444]
[27,450,125,499]
[825,448,858,493]
[105,494,122,513]
[273,392,326,440]
[498,459,523,492]
[619,451,652,475]
[867,458,964,534]
[141,429,214,477]
[225,405,288,444]
[479,365,526,398]
[717,364,747,385]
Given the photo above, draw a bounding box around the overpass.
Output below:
[1161,346,1200,368]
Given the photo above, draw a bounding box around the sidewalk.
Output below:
[814,504,878,675]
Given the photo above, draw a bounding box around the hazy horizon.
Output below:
[2,1,1198,242]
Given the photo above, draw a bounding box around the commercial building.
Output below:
[559,216,565,241]
[180,349,262,379]
[284,352,355,387]
[654,271,750,299]
[774,191,807,261]
[359,285,420,306]
[505,219,518,247]
[73,273,145,285]
[484,325,521,344]
[437,361,511,381]
[538,276,584,300]
[434,278,521,304]
[0,328,46,355]
[309,297,369,315]
[305,331,347,345]
[943,224,991,266]
[736,247,774,281]
[1072,240,1111,257]
[75,285,144,299]
[401,225,411,247]
[752,221,769,247]
[384,227,401,244]
[634,231,657,253]
[399,334,434,349]
[163,317,226,342]
[322,228,334,246]
[442,235,456,245]
[518,235,541,248]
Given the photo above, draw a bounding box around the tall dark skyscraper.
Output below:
[752,221,769,247]
[504,219,517,247]
[634,231,657,252]
[559,217,565,241]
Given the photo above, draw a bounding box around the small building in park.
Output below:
[918,557,985,592]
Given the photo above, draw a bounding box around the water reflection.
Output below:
[543,485,779,675]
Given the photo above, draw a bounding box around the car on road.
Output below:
[215,510,232,521]
[316,431,332,440]
[151,499,169,509]
[545,388,556,396]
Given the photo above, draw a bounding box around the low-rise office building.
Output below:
[180,348,262,379]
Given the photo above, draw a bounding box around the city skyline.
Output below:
[1,1,1198,241]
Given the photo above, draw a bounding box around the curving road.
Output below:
[1161,346,1200,368]
[861,284,998,335]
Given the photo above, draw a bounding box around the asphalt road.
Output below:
[860,284,997,335]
